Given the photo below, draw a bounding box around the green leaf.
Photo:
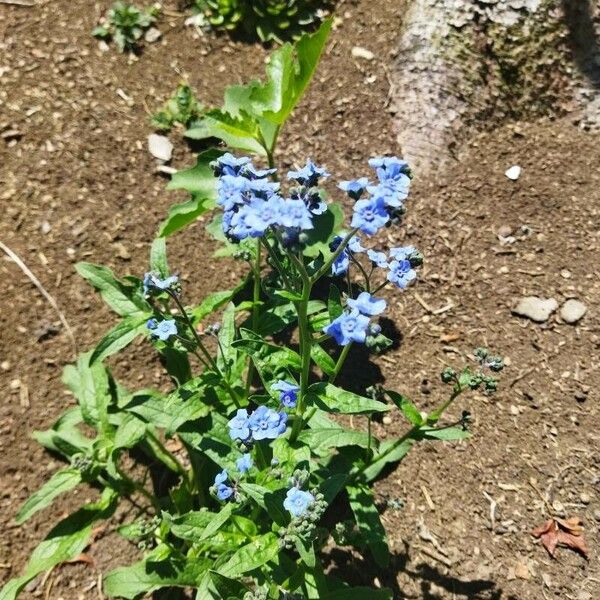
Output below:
[217,302,237,371]
[76,263,148,317]
[113,413,148,449]
[62,352,112,433]
[124,386,211,434]
[362,438,416,482]
[347,484,389,568]
[386,390,423,426]
[419,426,472,441]
[90,315,150,364]
[104,553,210,599]
[168,504,233,542]
[302,203,344,257]
[185,110,266,156]
[149,237,169,277]
[33,408,93,459]
[327,284,343,320]
[310,344,336,376]
[298,428,374,453]
[191,288,243,324]
[248,20,333,125]
[307,383,389,415]
[162,346,192,385]
[216,533,279,578]
[0,489,117,600]
[159,149,223,237]
[16,468,82,524]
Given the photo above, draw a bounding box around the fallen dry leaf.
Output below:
[66,553,95,567]
[531,516,589,559]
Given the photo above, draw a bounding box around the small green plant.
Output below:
[2,21,504,600]
[194,0,325,43]
[93,1,160,52]
[152,83,205,131]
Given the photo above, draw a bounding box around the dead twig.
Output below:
[0,240,77,358]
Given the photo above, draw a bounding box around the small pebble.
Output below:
[351,46,374,60]
[560,299,587,324]
[0,360,10,371]
[144,27,161,43]
[580,492,591,505]
[505,165,521,180]
[382,415,392,425]
[512,296,558,323]
[147,134,173,162]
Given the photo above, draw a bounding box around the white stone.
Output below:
[144,27,161,43]
[148,134,173,162]
[351,46,375,61]
[505,165,522,180]
[560,299,587,324]
[512,296,558,322]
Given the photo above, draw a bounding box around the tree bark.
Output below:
[390,0,600,171]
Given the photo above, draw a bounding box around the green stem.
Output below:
[366,415,372,460]
[371,280,389,295]
[349,255,371,292]
[329,343,352,384]
[245,241,262,398]
[312,228,359,282]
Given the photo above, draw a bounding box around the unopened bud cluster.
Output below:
[279,489,327,549]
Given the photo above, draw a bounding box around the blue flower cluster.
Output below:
[329,234,365,276]
[212,454,253,502]
[228,405,288,442]
[340,156,411,237]
[324,292,386,346]
[146,318,177,341]
[212,154,327,242]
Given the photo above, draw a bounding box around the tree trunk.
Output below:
[390,0,600,171]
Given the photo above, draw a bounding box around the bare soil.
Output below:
[1,1,599,599]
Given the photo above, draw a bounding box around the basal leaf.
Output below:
[16,468,82,524]
[347,484,390,568]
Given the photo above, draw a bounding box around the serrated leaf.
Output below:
[307,383,389,415]
[16,468,82,524]
[347,484,389,568]
[216,533,279,578]
[90,315,150,364]
[76,263,148,317]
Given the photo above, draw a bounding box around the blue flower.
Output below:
[339,177,370,200]
[228,409,250,441]
[368,179,409,208]
[143,272,179,296]
[368,156,410,183]
[216,175,248,211]
[236,454,253,474]
[303,189,328,215]
[284,488,315,517]
[214,469,233,500]
[229,205,263,240]
[244,196,285,236]
[212,153,252,177]
[248,405,288,441]
[278,199,313,231]
[272,380,299,408]
[244,164,277,180]
[347,235,366,254]
[287,159,330,187]
[389,246,417,261]
[351,196,389,236]
[367,249,388,268]
[387,259,417,289]
[347,292,386,316]
[331,251,350,276]
[147,318,177,341]
[323,310,371,345]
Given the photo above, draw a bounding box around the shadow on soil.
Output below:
[325,544,520,600]
[563,0,600,85]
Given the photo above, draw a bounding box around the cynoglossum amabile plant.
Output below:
[2,150,504,600]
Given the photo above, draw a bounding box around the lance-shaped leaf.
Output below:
[16,468,82,524]
[167,504,233,542]
[307,383,389,415]
[149,237,169,277]
[76,263,148,317]
[90,315,150,364]
[33,407,93,460]
[298,428,375,453]
[347,483,390,568]
[215,533,279,578]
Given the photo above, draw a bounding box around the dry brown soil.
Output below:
[0,0,599,599]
